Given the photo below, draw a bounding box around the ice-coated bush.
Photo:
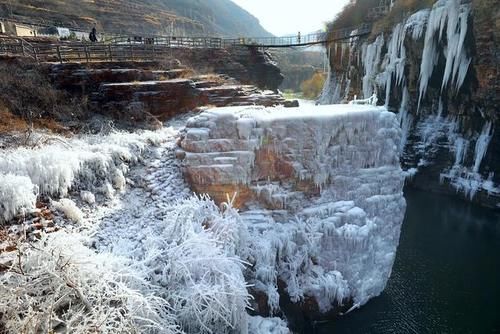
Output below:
[0,232,180,334]
[139,196,251,334]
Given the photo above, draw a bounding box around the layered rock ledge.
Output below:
[178,104,406,323]
[48,62,291,130]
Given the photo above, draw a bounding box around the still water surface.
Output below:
[318,188,500,334]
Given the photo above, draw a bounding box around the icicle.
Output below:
[473,121,493,173]
[405,9,430,40]
[397,87,413,152]
[419,0,471,106]
[361,36,384,99]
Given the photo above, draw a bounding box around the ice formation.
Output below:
[397,86,413,152]
[0,129,171,222]
[439,120,498,199]
[361,35,384,99]
[0,173,37,222]
[419,0,472,104]
[322,0,473,113]
[321,0,499,202]
[181,104,406,313]
[359,8,429,101]
[318,30,361,105]
[409,101,497,199]
[0,101,410,332]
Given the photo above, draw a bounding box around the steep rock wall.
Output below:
[178,105,406,324]
[319,0,499,208]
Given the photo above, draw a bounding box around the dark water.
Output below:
[318,188,500,334]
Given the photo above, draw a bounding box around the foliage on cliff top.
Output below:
[371,0,437,36]
[327,0,380,31]
[327,0,436,39]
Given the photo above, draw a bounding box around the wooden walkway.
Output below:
[0,23,371,63]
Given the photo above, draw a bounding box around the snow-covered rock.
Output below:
[179,104,406,317]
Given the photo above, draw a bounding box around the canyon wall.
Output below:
[319,0,499,208]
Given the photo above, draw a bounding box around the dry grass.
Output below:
[0,103,29,133]
[301,71,326,99]
[0,59,84,136]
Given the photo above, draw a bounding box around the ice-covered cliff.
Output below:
[179,104,406,320]
[319,0,499,208]
[0,102,406,332]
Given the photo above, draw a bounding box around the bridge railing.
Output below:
[224,32,327,47]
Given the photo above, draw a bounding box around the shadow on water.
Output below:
[315,188,500,334]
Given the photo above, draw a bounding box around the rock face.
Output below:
[171,47,284,91]
[49,61,290,129]
[319,0,499,208]
[178,104,406,323]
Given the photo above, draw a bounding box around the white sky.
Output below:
[231,0,350,36]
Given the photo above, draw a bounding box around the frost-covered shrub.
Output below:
[0,232,180,334]
[140,196,251,334]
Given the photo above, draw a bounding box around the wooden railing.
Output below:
[104,35,224,48]
[0,36,38,61]
[0,37,181,63]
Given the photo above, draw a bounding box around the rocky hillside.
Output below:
[0,0,272,37]
[319,0,499,208]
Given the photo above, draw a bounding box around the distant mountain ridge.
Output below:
[0,0,273,37]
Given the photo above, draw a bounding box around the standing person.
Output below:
[298,31,301,44]
[89,26,97,42]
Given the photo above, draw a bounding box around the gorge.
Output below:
[0,0,498,333]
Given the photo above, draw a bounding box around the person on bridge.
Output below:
[89,26,98,43]
[298,31,301,44]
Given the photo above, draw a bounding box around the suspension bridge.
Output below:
[0,23,372,63]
